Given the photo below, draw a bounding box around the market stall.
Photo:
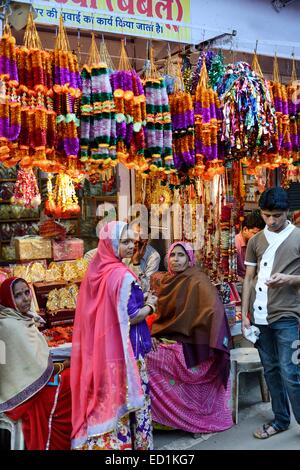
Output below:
[0,4,299,344]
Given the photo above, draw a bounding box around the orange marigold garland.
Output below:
[169,89,195,171]
[194,58,223,179]
[0,25,20,160]
[52,17,81,162]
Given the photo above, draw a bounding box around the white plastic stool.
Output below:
[0,413,24,450]
[230,347,270,424]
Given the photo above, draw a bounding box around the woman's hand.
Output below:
[146,293,158,310]
[63,359,70,369]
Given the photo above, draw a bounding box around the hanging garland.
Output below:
[0,24,20,162]
[11,168,41,208]
[110,69,146,167]
[52,16,81,162]
[144,77,174,173]
[194,59,223,179]
[45,173,80,218]
[80,53,117,167]
[218,61,276,160]
[169,89,195,170]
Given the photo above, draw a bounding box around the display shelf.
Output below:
[0,179,16,182]
[0,217,40,223]
[83,195,117,202]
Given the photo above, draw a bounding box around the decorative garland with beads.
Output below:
[80,64,117,166]
[144,77,174,173]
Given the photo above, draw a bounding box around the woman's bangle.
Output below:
[55,363,64,375]
[145,303,154,313]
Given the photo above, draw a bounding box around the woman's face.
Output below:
[119,229,135,259]
[13,280,32,314]
[169,245,190,273]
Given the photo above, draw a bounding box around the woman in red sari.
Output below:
[0,277,72,450]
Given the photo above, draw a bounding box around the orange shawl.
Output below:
[152,266,231,383]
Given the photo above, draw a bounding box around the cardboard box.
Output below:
[14,236,52,261]
[52,238,84,261]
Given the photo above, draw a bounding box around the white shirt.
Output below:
[246,222,295,325]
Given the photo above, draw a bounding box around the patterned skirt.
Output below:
[79,356,153,450]
[147,341,233,433]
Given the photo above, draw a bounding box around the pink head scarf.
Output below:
[70,221,144,449]
[167,242,196,275]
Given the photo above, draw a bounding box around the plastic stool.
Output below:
[0,413,24,450]
[230,347,270,424]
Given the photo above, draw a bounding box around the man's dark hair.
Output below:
[242,210,265,230]
[258,187,289,211]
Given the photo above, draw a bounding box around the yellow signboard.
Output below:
[32,0,191,43]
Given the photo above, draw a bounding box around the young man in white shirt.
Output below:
[242,187,300,439]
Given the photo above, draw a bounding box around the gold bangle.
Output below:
[55,363,64,375]
[145,303,154,313]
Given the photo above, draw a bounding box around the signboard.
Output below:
[32,0,191,43]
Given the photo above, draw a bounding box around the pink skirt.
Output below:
[147,342,233,433]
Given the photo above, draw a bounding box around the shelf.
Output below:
[0,218,40,223]
[83,195,117,201]
[0,200,12,204]
[0,179,16,182]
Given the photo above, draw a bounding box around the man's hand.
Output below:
[242,316,251,337]
[131,240,147,265]
[265,273,291,288]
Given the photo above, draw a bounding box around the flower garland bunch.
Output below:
[110,70,146,168]
[0,30,20,159]
[144,78,173,173]
[287,81,300,158]
[194,59,222,178]
[169,90,195,170]
[11,168,41,208]
[218,61,276,159]
[16,84,50,165]
[45,173,80,219]
[80,64,117,167]
[0,82,21,145]
[128,71,148,171]
[16,48,51,91]
[52,49,82,94]
[53,18,81,164]
[0,31,18,83]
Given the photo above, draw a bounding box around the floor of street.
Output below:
[154,372,300,450]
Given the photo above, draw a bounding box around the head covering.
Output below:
[152,244,231,386]
[167,242,196,274]
[0,276,19,309]
[70,221,144,449]
[0,278,53,413]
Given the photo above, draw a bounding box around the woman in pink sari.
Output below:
[147,242,233,434]
[71,221,156,450]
